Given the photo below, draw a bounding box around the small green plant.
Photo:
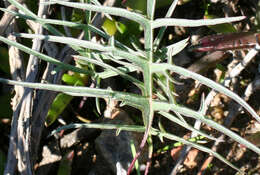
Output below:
[1,0,260,174]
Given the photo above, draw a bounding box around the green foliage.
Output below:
[216,64,227,83]
[57,151,74,175]
[204,3,237,33]
[204,14,237,34]
[71,8,86,23]
[130,139,141,175]
[102,18,118,36]
[156,136,206,153]
[122,0,147,14]
[46,73,86,126]
[62,73,86,86]
[46,93,73,126]
[0,0,259,174]
[102,17,128,36]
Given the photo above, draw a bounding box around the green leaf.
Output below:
[203,3,236,33]
[122,0,146,14]
[46,73,87,126]
[48,123,244,174]
[71,8,85,23]
[41,0,148,26]
[46,93,73,126]
[151,16,245,29]
[1,1,257,174]
[62,74,85,86]
[115,21,127,34]
[204,14,237,33]
[0,36,92,75]
[102,18,117,36]
[57,151,74,175]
